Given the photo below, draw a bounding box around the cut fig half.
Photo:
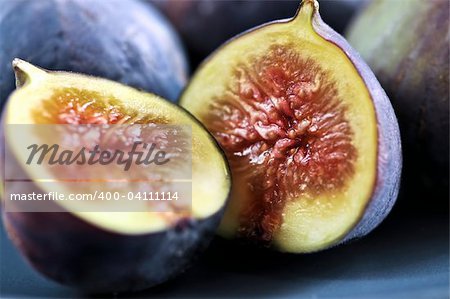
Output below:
[180,0,401,253]
[1,59,230,292]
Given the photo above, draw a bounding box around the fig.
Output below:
[0,0,188,107]
[149,0,366,66]
[1,60,230,292]
[180,0,401,252]
[346,0,449,211]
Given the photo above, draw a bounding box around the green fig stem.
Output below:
[293,0,318,27]
[12,59,47,88]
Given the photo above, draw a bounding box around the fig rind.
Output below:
[310,3,402,243]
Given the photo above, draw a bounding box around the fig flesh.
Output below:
[1,60,230,292]
[180,0,401,253]
[346,0,449,212]
[0,0,188,106]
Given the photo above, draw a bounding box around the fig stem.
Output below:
[293,0,318,27]
[12,59,47,88]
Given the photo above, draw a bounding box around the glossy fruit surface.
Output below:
[0,0,188,106]
[180,0,401,253]
[1,60,230,292]
[346,0,449,211]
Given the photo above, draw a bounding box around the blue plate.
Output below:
[1,214,448,298]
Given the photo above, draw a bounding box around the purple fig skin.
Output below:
[346,0,449,213]
[2,209,223,293]
[0,0,188,105]
[307,2,402,243]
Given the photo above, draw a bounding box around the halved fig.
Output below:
[1,60,230,292]
[180,0,401,253]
